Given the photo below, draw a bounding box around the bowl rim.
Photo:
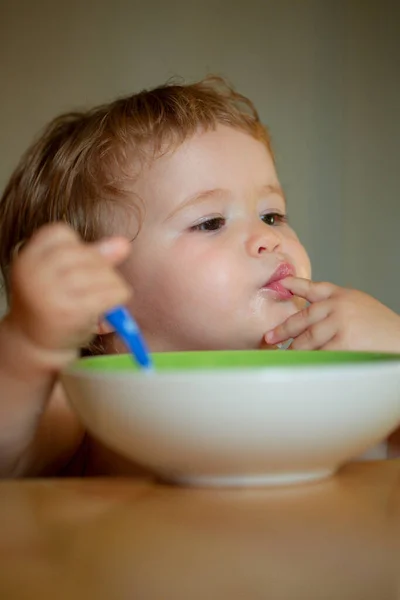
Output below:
[62,349,400,382]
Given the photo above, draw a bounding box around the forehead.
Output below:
[129,125,280,210]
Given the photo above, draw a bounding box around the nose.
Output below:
[246,220,281,258]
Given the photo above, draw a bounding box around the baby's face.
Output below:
[119,125,311,351]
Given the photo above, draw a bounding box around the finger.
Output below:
[79,287,132,315]
[321,336,343,351]
[50,285,132,330]
[21,226,129,268]
[290,317,337,350]
[260,338,280,350]
[40,237,130,270]
[15,245,97,284]
[265,302,331,345]
[23,223,81,258]
[280,277,337,303]
[52,241,129,272]
[95,237,131,265]
[61,271,131,300]
[18,238,130,287]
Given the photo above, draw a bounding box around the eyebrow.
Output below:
[259,184,286,205]
[166,184,286,221]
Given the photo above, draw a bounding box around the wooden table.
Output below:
[0,461,399,600]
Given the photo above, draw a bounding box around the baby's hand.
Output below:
[265,277,400,352]
[6,223,131,360]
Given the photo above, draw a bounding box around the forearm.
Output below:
[0,316,78,476]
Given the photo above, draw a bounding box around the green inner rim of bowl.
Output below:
[73,350,400,372]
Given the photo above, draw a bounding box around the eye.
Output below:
[191,217,226,232]
[261,212,287,226]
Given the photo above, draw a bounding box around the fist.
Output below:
[7,223,131,353]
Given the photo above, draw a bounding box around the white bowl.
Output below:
[61,350,400,487]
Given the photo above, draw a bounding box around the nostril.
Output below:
[258,246,267,254]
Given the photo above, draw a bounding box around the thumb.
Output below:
[95,237,130,265]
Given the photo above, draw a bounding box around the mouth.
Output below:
[261,263,295,300]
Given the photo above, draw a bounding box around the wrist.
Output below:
[0,315,78,380]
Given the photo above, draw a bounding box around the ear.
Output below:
[95,319,115,335]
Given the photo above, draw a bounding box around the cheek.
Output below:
[168,245,235,303]
[124,241,236,316]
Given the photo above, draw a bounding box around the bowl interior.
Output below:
[71,350,400,374]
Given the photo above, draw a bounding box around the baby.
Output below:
[0,77,399,477]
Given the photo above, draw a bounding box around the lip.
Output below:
[262,263,295,300]
[265,263,295,286]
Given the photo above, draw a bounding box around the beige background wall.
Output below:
[1,0,399,314]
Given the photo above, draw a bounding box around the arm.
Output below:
[0,224,131,477]
[0,316,83,476]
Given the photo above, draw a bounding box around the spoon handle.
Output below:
[104,306,153,370]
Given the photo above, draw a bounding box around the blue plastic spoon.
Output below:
[104,306,153,371]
